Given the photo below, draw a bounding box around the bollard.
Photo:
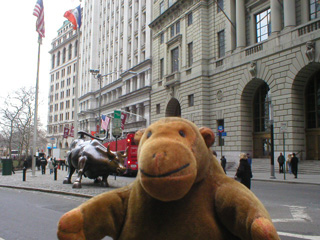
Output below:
[54,167,57,181]
[23,168,26,181]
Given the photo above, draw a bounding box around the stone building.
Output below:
[78,0,152,136]
[150,0,320,161]
[47,20,80,158]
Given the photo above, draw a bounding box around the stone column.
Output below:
[136,103,142,121]
[301,0,309,24]
[144,101,150,127]
[225,0,236,53]
[284,0,296,28]
[236,0,246,48]
[271,0,282,34]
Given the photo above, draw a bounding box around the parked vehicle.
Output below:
[104,133,138,176]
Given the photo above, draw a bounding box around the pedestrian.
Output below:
[23,158,29,169]
[48,156,54,174]
[220,156,227,174]
[247,153,252,167]
[40,155,47,174]
[291,153,299,178]
[286,154,292,174]
[277,152,285,173]
[235,153,253,189]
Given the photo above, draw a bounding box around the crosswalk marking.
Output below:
[278,231,320,240]
[273,205,312,223]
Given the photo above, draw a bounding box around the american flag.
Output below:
[101,115,110,131]
[33,0,45,38]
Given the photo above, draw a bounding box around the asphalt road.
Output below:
[252,181,320,240]
[0,180,319,240]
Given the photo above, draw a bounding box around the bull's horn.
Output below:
[107,144,116,158]
[121,147,128,158]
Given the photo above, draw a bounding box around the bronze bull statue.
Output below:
[63,131,127,188]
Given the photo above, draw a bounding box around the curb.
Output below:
[0,184,93,198]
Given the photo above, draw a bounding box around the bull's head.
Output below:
[106,144,127,174]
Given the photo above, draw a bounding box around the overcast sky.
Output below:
[0,0,81,128]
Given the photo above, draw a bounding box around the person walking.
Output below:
[220,156,227,174]
[247,153,252,167]
[235,153,253,189]
[40,155,47,175]
[290,153,299,178]
[277,153,285,173]
[47,156,54,174]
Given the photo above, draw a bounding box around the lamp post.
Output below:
[89,69,103,135]
[267,93,276,179]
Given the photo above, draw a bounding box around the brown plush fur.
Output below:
[57,117,280,240]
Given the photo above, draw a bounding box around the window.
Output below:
[187,12,193,26]
[74,40,78,57]
[171,47,179,72]
[57,52,61,66]
[62,48,66,63]
[176,21,180,34]
[253,83,270,132]
[255,8,271,43]
[310,0,320,20]
[188,94,194,107]
[218,30,225,58]
[305,71,320,128]
[217,0,224,13]
[168,0,173,7]
[160,32,164,44]
[160,2,165,14]
[68,44,72,60]
[217,119,224,146]
[160,58,164,79]
[170,25,175,37]
[156,104,161,114]
[52,55,55,69]
[188,42,193,67]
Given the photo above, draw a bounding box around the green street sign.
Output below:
[113,110,122,137]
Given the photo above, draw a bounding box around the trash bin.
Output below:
[1,158,13,176]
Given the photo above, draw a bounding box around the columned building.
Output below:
[78,0,152,136]
[47,20,80,158]
[150,0,320,161]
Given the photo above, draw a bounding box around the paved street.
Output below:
[0,167,319,239]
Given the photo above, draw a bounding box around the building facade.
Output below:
[150,0,320,161]
[78,0,152,136]
[47,20,79,158]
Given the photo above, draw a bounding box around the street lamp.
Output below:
[89,69,104,135]
[267,92,276,179]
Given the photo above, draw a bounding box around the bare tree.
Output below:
[0,87,46,159]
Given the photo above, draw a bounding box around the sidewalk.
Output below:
[0,168,319,198]
[0,168,134,198]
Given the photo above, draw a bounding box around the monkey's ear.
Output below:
[199,127,215,148]
[134,129,145,146]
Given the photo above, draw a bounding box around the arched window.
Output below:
[305,71,320,128]
[68,44,72,60]
[74,40,78,57]
[57,51,61,66]
[253,83,270,133]
[62,48,66,63]
[52,54,55,69]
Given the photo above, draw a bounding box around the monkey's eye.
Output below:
[179,130,186,137]
[147,131,152,138]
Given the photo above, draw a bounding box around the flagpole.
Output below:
[32,35,42,177]
[73,29,80,139]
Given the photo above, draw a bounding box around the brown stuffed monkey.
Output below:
[57,117,280,240]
